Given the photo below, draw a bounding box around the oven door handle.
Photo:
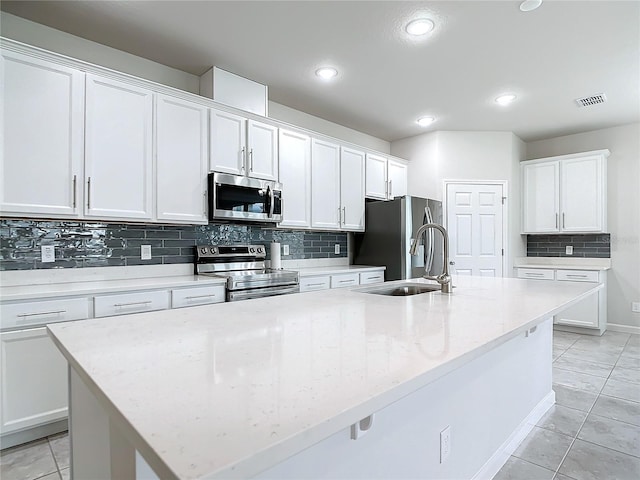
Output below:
[228,284,300,302]
[267,185,275,218]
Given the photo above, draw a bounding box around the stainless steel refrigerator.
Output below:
[353,196,443,281]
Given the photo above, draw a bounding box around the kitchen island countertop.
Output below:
[47,275,600,479]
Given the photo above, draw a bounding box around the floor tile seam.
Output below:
[553,406,593,476]
[559,352,619,368]
[597,392,640,406]
[46,438,62,477]
[552,367,607,394]
[583,409,640,429]
[550,363,613,379]
[507,455,557,476]
[511,426,575,473]
[573,436,640,460]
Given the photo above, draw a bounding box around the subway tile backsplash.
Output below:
[527,234,610,258]
[0,219,348,271]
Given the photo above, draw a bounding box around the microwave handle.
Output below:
[268,186,275,218]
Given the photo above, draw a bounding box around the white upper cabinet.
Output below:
[365,153,388,200]
[561,155,605,232]
[1,51,84,217]
[85,74,153,220]
[155,95,208,224]
[311,139,341,230]
[365,153,408,200]
[522,150,608,234]
[210,110,246,175]
[387,157,408,199]
[247,120,278,181]
[278,129,311,228]
[340,147,365,231]
[210,110,278,181]
[522,161,560,233]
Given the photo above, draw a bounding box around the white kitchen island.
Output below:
[47,276,601,480]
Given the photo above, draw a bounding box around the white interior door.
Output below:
[446,184,504,277]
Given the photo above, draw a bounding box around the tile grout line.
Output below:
[47,436,62,479]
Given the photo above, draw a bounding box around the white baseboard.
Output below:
[607,323,640,335]
[472,390,555,480]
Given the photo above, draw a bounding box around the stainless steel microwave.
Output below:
[208,173,283,223]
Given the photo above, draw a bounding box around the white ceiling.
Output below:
[2,1,638,142]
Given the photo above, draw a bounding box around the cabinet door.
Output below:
[1,51,84,217]
[311,139,341,230]
[522,161,559,233]
[554,290,600,328]
[85,74,153,220]
[388,158,408,199]
[210,110,246,175]
[561,155,605,232]
[247,120,278,181]
[1,327,68,434]
[156,95,208,224]
[279,129,311,228]
[340,147,365,231]
[365,153,388,200]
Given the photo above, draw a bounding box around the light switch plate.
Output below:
[283,244,290,256]
[41,245,55,263]
[565,245,573,255]
[334,244,340,255]
[141,245,152,260]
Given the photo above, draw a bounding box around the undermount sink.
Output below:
[356,282,441,296]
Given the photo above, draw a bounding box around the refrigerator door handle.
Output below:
[424,207,435,274]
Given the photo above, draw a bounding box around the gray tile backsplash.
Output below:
[527,234,610,258]
[0,219,347,271]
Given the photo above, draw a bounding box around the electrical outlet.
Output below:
[440,426,451,463]
[565,245,573,255]
[141,245,152,260]
[283,244,290,256]
[41,245,55,263]
[632,302,640,313]
[334,244,340,255]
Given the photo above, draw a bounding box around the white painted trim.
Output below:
[443,180,509,277]
[472,390,555,480]
[607,323,640,335]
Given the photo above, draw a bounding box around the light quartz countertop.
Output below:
[47,275,600,480]
[0,274,228,303]
[0,265,384,303]
[514,257,611,271]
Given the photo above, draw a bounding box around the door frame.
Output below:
[443,180,509,277]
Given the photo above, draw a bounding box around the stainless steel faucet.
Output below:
[409,223,453,294]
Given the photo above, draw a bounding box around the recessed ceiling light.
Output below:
[495,94,517,106]
[315,67,338,80]
[405,18,435,36]
[520,0,542,12]
[416,116,435,127]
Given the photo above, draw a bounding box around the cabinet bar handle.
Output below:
[342,206,346,224]
[525,273,545,276]
[17,310,66,318]
[389,180,393,197]
[113,301,152,308]
[385,180,388,197]
[307,282,326,287]
[566,274,588,278]
[184,294,216,300]
[555,213,558,229]
[72,175,77,208]
[562,213,566,229]
[249,148,253,172]
[241,147,246,172]
[339,279,354,283]
[87,177,91,209]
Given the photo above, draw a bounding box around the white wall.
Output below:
[1,12,390,154]
[526,123,640,330]
[391,131,527,275]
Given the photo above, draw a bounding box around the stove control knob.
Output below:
[200,247,207,255]
[258,247,264,254]
[250,248,255,253]
[210,247,216,254]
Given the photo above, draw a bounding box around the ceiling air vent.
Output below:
[575,93,607,107]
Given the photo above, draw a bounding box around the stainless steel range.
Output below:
[195,245,299,302]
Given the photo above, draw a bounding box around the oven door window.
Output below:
[216,184,268,214]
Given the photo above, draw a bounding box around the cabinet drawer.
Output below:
[300,276,331,293]
[360,271,385,285]
[1,298,91,330]
[556,270,599,283]
[94,290,169,318]
[172,285,225,308]
[516,268,554,281]
[331,273,360,288]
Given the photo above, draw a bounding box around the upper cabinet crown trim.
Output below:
[522,149,610,165]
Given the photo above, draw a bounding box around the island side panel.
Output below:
[253,318,553,480]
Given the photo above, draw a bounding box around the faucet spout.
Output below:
[409,223,453,294]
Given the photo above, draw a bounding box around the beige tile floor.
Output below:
[1,330,638,480]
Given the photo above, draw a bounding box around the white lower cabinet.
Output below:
[94,290,170,318]
[516,267,607,334]
[0,327,68,435]
[300,276,331,293]
[330,273,360,289]
[172,285,225,308]
[359,271,385,285]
